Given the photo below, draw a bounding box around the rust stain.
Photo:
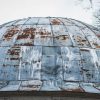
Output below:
[40,35,51,38]
[40,31,50,35]
[70,88,84,92]
[92,42,100,48]
[51,19,61,25]
[76,36,86,42]
[23,28,36,34]
[96,46,100,48]
[22,85,40,88]
[10,58,19,60]
[6,45,20,61]
[55,35,69,40]
[96,34,100,37]
[8,49,19,55]
[4,26,19,41]
[11,45,20,48]
[63,88,84,92]
[80,49,89,51]
[73,35,88,46]
[41,35,46,38]
[21,42,33,46]
[17,27,36,40]
[36,28,51,36]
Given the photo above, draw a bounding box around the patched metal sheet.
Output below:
[25,17,39,25]
[0,25,22,46]
[61,47,81,61]
[52,25,72,46]
[0,17,99,93]
[34,25,53,46]
[50,18,63,25]
[14,18,28,25]
[19,46,42,80]
[15,25,36,46]
[81,27,100,48]
[42,46,62,81]
[63,60,82,81]
[80,48,99,82]
[36,25,52,35]
[38,17,50,25]
[67,25,91,47]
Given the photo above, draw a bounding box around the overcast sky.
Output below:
[0,0,92,25]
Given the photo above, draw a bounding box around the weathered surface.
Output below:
[0,17,99,93]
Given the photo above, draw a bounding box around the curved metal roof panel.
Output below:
[0,17,99,93]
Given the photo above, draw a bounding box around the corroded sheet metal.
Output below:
[0,17,99,93]
[50,18,63,25]
[52,25,72,46]
[15,25,36,46]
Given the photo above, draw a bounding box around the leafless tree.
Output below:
[74,0,100,29]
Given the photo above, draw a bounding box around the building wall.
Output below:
[0,96,99,100]
[0,91,99,100]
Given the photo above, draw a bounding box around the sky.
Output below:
[0,0,93,25]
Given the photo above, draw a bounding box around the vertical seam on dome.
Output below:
[70,18,100,41]
[48,17,54,46]
[68,18,99,49]
[57,17,75,47]
[68,19,93,48]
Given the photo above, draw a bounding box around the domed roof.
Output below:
[0,17,99,93]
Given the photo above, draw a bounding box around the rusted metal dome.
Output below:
[0,17,100,93]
